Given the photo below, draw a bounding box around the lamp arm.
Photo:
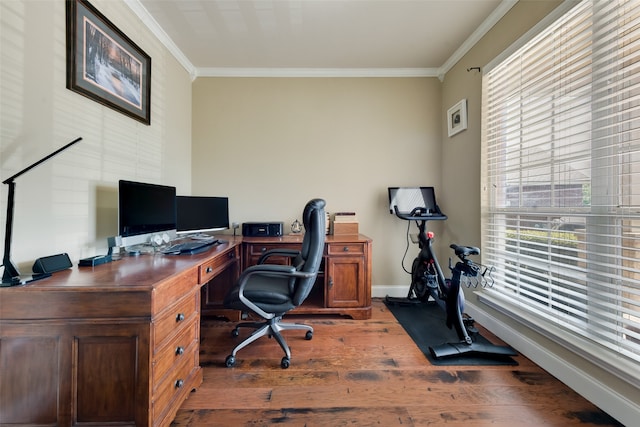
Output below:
[2,137,82,184]
[1,180,19,282]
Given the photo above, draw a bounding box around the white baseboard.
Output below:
[465,302,639,427]
[372,285,406,299]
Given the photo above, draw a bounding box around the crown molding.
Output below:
[437,0,518,81]
[194,68,439,78]
[123,0,197,79]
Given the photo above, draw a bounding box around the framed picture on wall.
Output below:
[66,0,151,125]
[447,99,468,137]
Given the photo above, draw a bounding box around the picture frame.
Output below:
[66,0,151,125]
[447,99,468,137]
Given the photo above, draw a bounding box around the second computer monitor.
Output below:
[176,195,229,235]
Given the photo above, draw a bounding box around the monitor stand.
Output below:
[189,233,216,241]
[125,244,149,256]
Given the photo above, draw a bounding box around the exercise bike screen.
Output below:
[388,187,437,215]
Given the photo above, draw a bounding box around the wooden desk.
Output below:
[237,234,372,320]
[0,234,372,426]
[200,234,373,321]
[0,238,241,427]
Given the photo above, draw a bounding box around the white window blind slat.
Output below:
[482,0,640,388]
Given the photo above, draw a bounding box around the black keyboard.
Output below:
[161,240,218,255]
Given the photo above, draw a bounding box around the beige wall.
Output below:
[0,0,192,267]
[191,77,442,291]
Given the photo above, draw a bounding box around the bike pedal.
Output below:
[462,316,479,336]
[463,316,476,326]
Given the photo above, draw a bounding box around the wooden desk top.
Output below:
[0,237,242,320]
[0,234,371,321]
[241,233,372,244]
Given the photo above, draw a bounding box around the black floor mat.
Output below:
[385,299,519,366]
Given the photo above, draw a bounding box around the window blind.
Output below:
[481,0,640,386]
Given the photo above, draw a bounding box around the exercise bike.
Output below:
[385,187,517,359]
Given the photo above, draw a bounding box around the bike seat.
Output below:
[450,244,480,257]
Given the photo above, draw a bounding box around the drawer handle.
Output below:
[343,246,349,252]
[228,252,235,259]
[176,313,185,322]
[329,277,334,288]
[176,346,185,355]
[175,379,184,389]
[261,247,267,252]
[206,266,213,273]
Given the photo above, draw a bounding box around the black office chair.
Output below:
[224,198,326,368]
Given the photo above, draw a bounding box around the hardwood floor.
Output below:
[173,299,622,426]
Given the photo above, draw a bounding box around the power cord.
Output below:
[401,220,413,275]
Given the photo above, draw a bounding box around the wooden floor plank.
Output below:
[175,299,622,426]
[174,407,414,427]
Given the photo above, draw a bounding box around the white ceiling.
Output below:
[126,0,516,78]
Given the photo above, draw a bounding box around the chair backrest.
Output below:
[292,198,326,306]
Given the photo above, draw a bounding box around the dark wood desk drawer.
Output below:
[327,242,365,255]
[153,319,198,389]
[153,292,198,347]
[152,346,199,424]
[153,269,198,315]
[244,243,300,267]
[246,243,299,256]
[199,246,238,284]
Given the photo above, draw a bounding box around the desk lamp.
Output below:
[1,137,82,287]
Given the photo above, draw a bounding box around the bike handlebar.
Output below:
[393,205,447,222]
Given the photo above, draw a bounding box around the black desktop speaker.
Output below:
[32,253,73,274]
[242,222,284,237]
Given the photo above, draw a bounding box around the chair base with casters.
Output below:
[223,198,326,368]
[225,314,313,369]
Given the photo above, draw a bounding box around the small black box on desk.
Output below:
[32,253,72,274]
[242,222,283,237]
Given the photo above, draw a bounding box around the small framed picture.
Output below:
[447,99,468,137]
[66,0,151,125]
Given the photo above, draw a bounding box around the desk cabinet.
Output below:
[200,243,241,320]
[326,241,367,309]
[0,320,151,426]
[0,239,242,427]
[240,234,372,319]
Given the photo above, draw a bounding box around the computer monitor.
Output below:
[176,195,229,235]
[118,180,177,247]
[388,187,438,215]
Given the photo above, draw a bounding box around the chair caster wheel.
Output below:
[305,331,313,340]
[225,355,236,367]
[231,328,239,337]
[281,357,290,369]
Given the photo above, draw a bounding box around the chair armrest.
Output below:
[258,249,301,264]
[238,264,316,286]
[241,263,296,278]
[236,264,317,319]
